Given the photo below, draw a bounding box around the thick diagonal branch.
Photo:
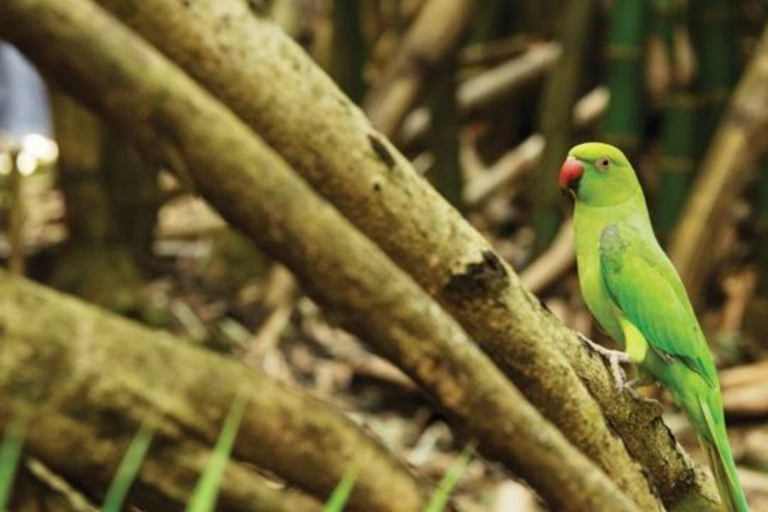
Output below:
[0,1,641,511]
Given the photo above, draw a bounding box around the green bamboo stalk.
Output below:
[654,94,698,238]
[652,0,698,239]
[692,0,737,151]
[602,0,652,157]
[532,0,597,251]
[427,55,463,211]
[330,0,366,103]
[754,156,768,296]
[468,0,509,43]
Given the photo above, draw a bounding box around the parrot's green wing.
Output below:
[599,223,717,388]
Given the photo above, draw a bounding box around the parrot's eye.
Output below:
[596,158,610,171]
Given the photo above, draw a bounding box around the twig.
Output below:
[721,360,768,417]
[400,42,562,146]
[21,458,100,512]
[520,218,575,295]
[464,87,608,207]
[244,265,298,363]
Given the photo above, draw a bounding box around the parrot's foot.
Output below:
[622,378,662,408]
[577,333,630,393]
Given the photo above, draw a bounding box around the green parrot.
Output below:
[560,142,748,512]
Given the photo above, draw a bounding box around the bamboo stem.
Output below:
[330,0,366,103]
[652,0,698,239]
[602,0,651,157]
[531,0,597,251]
[427,55,463,210]
[7,147,24,275]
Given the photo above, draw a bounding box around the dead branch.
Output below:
[721,360,768,417]
[363,0,481,136]
[0,1,643,511]
[81,0,721,508]
[521,218,575,295]
[464,87,607,208]
[400,42,562,146]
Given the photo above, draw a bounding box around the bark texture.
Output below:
[0,1,642,511]
[86,0,718,508]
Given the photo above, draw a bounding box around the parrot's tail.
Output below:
[697,397,749,512]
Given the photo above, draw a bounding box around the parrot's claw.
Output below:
[622,379,663,410]
[577,333,630,393]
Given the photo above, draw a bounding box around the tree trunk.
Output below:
[49,93,155,314]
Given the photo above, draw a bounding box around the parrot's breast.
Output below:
[573,203,632,344]
[576,244,624,343]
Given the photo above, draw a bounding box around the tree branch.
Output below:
[0,1,641,511]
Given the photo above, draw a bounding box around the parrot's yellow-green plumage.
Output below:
[561,142,748,512]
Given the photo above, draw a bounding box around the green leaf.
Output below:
[422,443,473,512]
[323,466,358,512]
[185,391,249,512]
[102,415,157,512]
[0,414,27,512]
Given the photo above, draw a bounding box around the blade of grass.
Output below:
[102,415,157,512]
[0,414,28,511]
[185,391,249,512]
[323,466,359,512]
[422,443,474,512]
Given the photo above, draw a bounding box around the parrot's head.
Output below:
[559,142,642,206]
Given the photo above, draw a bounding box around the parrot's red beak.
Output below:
[559,157,584,190]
